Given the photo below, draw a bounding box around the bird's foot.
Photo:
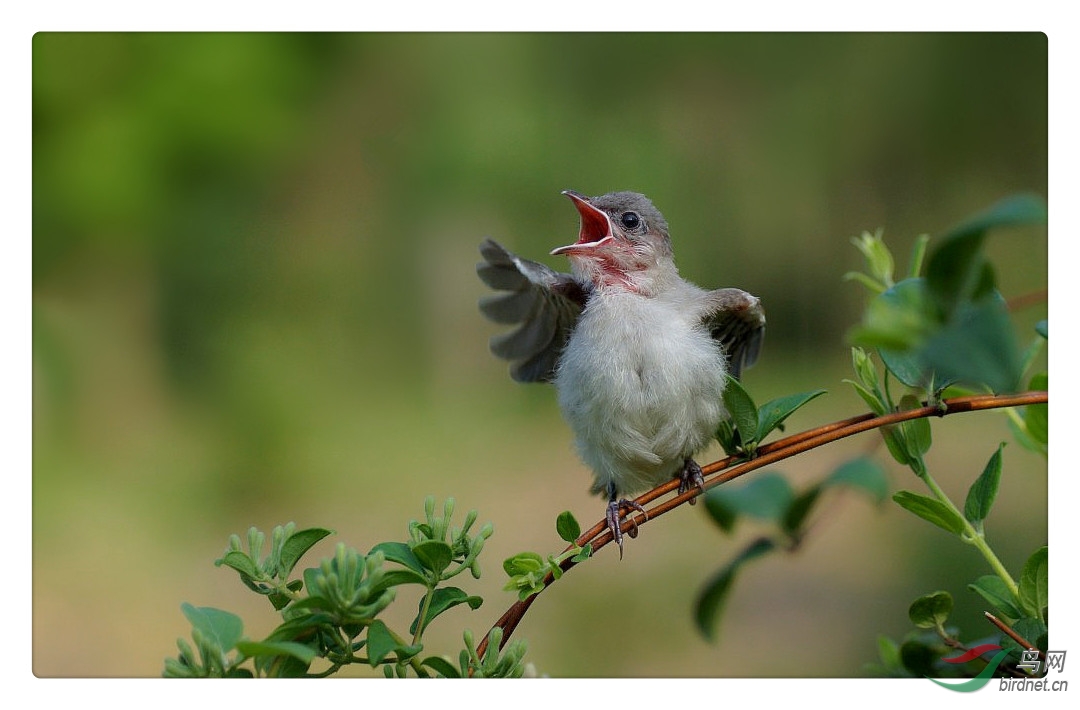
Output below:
[677,457,706,504]
[606,497,648,559]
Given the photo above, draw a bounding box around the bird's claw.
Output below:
[606,498,648,559]
[677,458,706,504]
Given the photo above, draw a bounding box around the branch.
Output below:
[477,390,1048,658]
[984,611,1044,661]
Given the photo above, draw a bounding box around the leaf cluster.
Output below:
[842,201,1048,677]
[847,194,1047,395]
[715,378,827,459]
[165,498,529,678]
[502,511,591,601]
[699,197,1047,663]
[873,545,1048,678]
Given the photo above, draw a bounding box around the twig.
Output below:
[1005,288,1048,312]
[985,611,1044,661]
[477,390,1047,658]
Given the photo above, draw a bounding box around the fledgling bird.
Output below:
[477,190,765,556]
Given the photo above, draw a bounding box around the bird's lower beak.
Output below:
[550,190,615,256]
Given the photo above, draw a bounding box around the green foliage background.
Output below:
[32,33,1048,677]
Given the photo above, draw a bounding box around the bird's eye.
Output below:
[620,211,641,230]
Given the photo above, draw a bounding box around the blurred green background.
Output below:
[32,33,1047,677]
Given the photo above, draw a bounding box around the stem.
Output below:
[476,390,1048,659]
[920,471,1019,598]
[387,621,428,677]
[413,586,436,646]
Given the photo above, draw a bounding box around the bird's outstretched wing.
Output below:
[477,239,590,383]
[701,288,766,380]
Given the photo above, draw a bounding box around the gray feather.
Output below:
[476,238,588,383]
[701,288,766,380]
[479,289,537,324]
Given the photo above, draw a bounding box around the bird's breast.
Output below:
[554,291,728,494]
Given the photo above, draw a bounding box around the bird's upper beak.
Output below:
[550,190,615,256]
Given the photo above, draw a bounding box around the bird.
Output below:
[477,189,765,556]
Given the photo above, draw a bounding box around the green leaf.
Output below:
[909,590,953,629]
[1005,617,1048,656]
[1008,414,1047,457]
[907,233,930,279]
[235,640,317,665]
[703,490,736,533]
[1024,373,1048,444]
[369,568,429,595]
[555,511,581,543]
[570,542,593,563]
[844,378,886,416]
[892,491,965,535]
[879,426,912,467]
[366,620,399,666]
[510,581,546,602]
[421,655,461,678]
[919,296,1022,394]
[1035,320,1047,339]
[963,444,1005,526]
[899,395,932,459]
[411,540,454,576]
[278,528,333,577]
[968,575,1022,620]
[704,473,794,528]
[899,638,940,676]
[851,347,880,393]
[410,587,483,635]
[262,610,335,643]
[267,592,292,611]
[942,193,1048,241]
[850,278,938,352]
[1018,546,1048,617]
[215,550,262,580]
[755,389,827,441]
[300,567,322,599]
[926,232,985,318]
[259,653,311,678]
[879,346,934,389]
[855,230,895,286]
[722,376,759,448]
[694,537,775,642]
[825,457,889,504]
[369,541,425,575]
[395,641,424,661]
[781,486,821,536]
[714,417,738,456]
[876,634,902,672]
[181,604,244,653]
[286,594,339,616]
[503,552,544,576]
[927,193,1046,317]
[843,270,885,293]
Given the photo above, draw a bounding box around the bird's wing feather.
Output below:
[700,288,766,380]
[477,238,588,383]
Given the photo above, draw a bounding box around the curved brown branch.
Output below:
[1005,288,1048,311]
[477,390,1048,659]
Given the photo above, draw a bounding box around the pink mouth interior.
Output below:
[551,192,616,256]
[575,201,611,245]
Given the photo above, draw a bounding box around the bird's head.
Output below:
[551,190,675,291]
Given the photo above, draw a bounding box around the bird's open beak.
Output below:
[550,190,615,256]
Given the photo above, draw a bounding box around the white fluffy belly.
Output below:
[554,291,728,497]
